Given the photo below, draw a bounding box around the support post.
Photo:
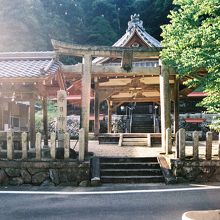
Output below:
[94,80,100,138]
[206,132,212,160]
[193,131,199,160]
[21,132,28,160]
[174,79,179,133]
[79,128,85,161]
[50,132,56,160]
[7,131,13,160]
[159,60,171,152]
[64,132,70,159]
[166,128,172,154]
[29,99,36,148]
[81,54,92,154]
[179,128,185,160]
[35,132,41,160]
[147,133,151,147]
[118,133,123,147]
[218,133,220,159]
[107,100,112,133]
[175,130,179,158]
[42,97,48,146]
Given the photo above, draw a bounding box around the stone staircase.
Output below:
[120,133,149,147]
[100,157,164,184]
[131,114,154,133]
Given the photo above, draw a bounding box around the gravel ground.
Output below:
[72,140,219,158]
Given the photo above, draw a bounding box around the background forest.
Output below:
[0,0,173,51]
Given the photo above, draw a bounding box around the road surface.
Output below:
[0,184,220,220]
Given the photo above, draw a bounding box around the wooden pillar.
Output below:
[107,100,112,133]
[81,54,92,154]
[159,60,171,152]
[42,97,48,146]
[94,78,100,138]
[174,78,179,133]
[29,99,35,148]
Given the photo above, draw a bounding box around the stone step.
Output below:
[101,168,162,176]
[122,141,147,146]
[100,162,160,169]
[101,175,165,183]
[100,157,158,163]
[123,138,148,142]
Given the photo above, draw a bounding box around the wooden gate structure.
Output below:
[0,51,65,147]
[52,39,178,159]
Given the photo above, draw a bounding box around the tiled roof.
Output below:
[93,14,161,64]
[0,51,60,78]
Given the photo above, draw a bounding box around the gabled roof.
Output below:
[93,14,161,64]
[0,51,60,78]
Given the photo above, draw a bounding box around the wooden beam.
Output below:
[29,99,36,148]
[42,97,48,146]
[174,78,180,133]
[62,64,177,77]
[107,100,113,133]
[94,78,100,137]
[110,97,160,102]
[52,39,161,59]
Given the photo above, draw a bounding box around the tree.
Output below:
[161,0,220,131]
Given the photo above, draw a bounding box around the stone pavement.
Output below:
[72,140,219,158]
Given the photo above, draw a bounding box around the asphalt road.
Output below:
[0,185,220,220]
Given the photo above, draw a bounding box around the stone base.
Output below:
[171,159,220,182]
[0,160,90,186]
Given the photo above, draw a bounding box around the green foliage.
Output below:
[35,101,57,132]
[0,0,173,51]
[161,0,220,131]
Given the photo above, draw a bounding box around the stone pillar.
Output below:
[193,131,199,160]
[35,132,41,160]
[174,79,179,133]
[179,128,185,160]
[50,132,56,160]
[81,54,92,154]
[175,130,179,158]
[29,99,36,148]
[206,132,212,160]
[42,97,48,146]
[21,132,28,160]
[79,128,85,161]
[64,132,70,159]
[107,100,113,133]
[7,131,13,160]
[94,80,100,138]
[57,90,67,148]
[159,60,171,153]
[57,90,67,133]
[166,128,172,154]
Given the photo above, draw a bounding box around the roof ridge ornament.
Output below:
[127,14,144,32]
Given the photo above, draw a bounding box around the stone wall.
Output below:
[171,159,220,182]
[0,160,90,186]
